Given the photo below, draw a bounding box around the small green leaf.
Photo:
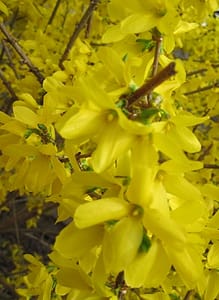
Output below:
[139,231,151,253]
[129,83,138,92]
[169,294,181,300]
[24,128,33,139]
[37,123,47,132]
[139,107,160,124]
[136,39,154,52]
[122,53,128,62]
[116,99,127,108]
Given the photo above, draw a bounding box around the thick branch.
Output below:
[59,0,100,69]
[0,23,44,84]
[126,62,176,107]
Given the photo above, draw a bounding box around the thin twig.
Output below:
[24,232,51,249]
[186,68,207,77]
[0,277,18,298]
[184,81,219,96]
[204,164,219,169]
[85,14,92,38]
[59,0,100,69]
[0,68,18,100]
[151,30,163,77]
[183,290,194,300]
[126,62,176,107]
[146,29,163,105]
[44,0,62,32]
[12,198,20,245]
[198,144,213,161]
[0,23,44,84]
[85,0,94,39]
[2,39,19,78]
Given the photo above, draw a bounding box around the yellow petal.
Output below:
[125,239,170,288]
[160,159,203,173]
[204,270,219,300]
[166,245,203,287]
[207,242,219,269]
[121,13,157,34]
[143,207,186,248]
[54,222,103,258]
[103,217,142,273]
[102,25,125,43]
[91,121,133,173]
[171,113,209,127]
[163,174,202,202]
[74,198,130,228]
[98,47,125,86]
[127,137,158,206]
[56,267,89,290]
[169,126,201,153]
[153,131,186,161]
[56,107,103,140]
[13,105,39,127]
[0,1,8,15]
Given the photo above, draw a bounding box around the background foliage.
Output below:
[0,0,219,299]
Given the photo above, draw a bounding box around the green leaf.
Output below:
[24,128,33,139]
[138,231,151,253]
[37,123,47,132]
[136,39,154,52]
[169,294,181,300]
[139,107,160,124]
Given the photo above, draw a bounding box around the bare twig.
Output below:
[85,14,92,38]
[151,30,163,77]
[24,232,51,249]
[186,68,207,77]
[59,0,100,69]
[184,81,219,96]
[204,164,219,169]
[198,144,213,161]
[183,290,194,300]
[85,0,94,39]
[2,39,19,78]
[0,23,44,84]
[44,0,62,32]
[126,62,176,107]
[12,198,20,245]
[0,69,18,100]
[0,277,18,298]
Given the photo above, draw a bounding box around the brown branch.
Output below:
[204,164,219,169]
[85,14,92,38]
[2,39,19,78]
[0,277,18,299]
[151,30,163,77]
[183,290,194,300]
[44,0,62,32]
[0,68,18,104]
[184,81,219,96]
[0,23,44,84]
[126,62,176,107]
[59,0,101,69]
[198,144,213,161]
[186,68,207,77]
